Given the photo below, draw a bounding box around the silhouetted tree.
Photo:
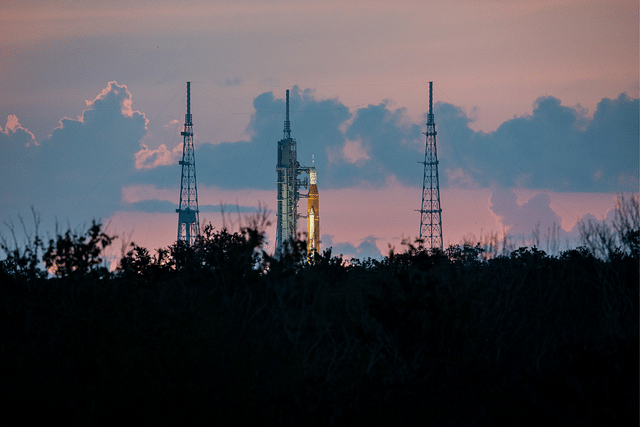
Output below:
[43,220,115,278]
[579,192,639,259]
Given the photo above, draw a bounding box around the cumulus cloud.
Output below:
[490,189,563,239]
[341,138,370,164]
[322,234,383,260]
[135,143,181,169]
[437,93,639,192]
[135,86,424,191]
[0,81,147,227]
[135,88,348,190]
[0,115,37,147]
[145,89,638,194]
[3,81,636,241]
[339,102,423,186]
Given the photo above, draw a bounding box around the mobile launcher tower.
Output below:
[275,90,319,254]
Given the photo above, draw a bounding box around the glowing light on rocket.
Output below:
[307,154,320,255]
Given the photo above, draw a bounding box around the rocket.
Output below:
[307,154,320,255]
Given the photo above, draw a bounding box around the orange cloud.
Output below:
[1,115,36,146]
[135,143,182,169]
[85,81,149,124]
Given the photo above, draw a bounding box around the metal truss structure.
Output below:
[418,82,443,250]
[276,90,311,252]
[176,82,200,246]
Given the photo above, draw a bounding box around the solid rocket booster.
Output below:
[307,155,320,254]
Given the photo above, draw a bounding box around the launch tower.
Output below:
[418,82,443,250]
[276,90,310,251]
[176,82,200,246]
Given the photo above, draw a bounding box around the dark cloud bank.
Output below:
[437,94,639,192]
[170,87,638,194]
[1,82,637,236]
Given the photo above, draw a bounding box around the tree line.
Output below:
[0,195,637,425]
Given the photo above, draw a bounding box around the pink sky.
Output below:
[108,182,618,260]
[1,0,637,260]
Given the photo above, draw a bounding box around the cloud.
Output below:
[0,81,147,226]
[490,188,563,239]
[2,81,636,241]
[135,143,181,169]
[341,137,370,164]
[224,76,242,86]
[322,234,383,260]
[163,119,180,129]
[134,88,349,190]
[134,87,425,191]
[437,93,639,192]
[148,89,638,194]
[340,102,423,186]
[0,115,36,147]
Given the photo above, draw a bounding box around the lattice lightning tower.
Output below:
[418,82,443,250]
[176,82,200,246]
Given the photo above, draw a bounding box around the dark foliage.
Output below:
[0,214,637,425]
